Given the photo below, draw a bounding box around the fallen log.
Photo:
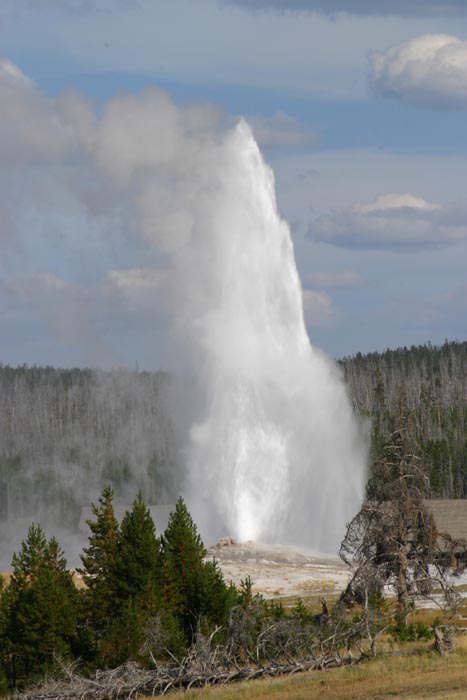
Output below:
[13,654,367,700]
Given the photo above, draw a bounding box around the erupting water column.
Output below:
[184,120,367,553]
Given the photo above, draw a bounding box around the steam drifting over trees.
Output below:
[0,366,181,536]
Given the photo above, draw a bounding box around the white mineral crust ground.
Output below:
[206,539,351,599]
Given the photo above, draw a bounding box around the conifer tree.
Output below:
[79,486,119,649]
[0,526,78,689]
[116,491,160,606]
[102,492,162,665]
[161,498,233,642]
[161,498,206,639]
[201,559,237,629]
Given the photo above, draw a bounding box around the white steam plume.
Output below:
[66,88,368,552]
[173,121,367,551]
[2,63,367,552]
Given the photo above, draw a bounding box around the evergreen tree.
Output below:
[200,559,237,629]
[78,486,119,652]
[102,492,162,666]
[161,498,233,642]
[161,498,205,641]
[0,526,78,689]
[116,491,160,606]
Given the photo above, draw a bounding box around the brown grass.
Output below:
[161,637,467,700]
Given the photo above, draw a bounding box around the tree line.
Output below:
[340,340,467,498]
[0,366,182,530]
[1,339,466,536]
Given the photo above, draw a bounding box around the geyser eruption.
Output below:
[183,121,367,552]
[0,62,363,555]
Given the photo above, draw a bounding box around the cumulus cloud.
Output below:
[353,193,440,214]
[0,57,73,165]
[86,89,223,186]
[302,289,337,327]
[0,55,238,363]
[224,0,467,17]
[0,56,224,265]
[246,112,319,148]
[309,193,467,249]
[369,34,467,110]
[0,57,79,263]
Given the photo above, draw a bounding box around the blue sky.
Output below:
[1,0,467,368]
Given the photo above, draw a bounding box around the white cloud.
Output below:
[246,112,319,148]
[0,56,73,165]
[369,34,467,109]
[0,59,80,261]
[353,193,440,214]
[309,193,467,249]
[0,57,31,86]
[302,289,337,327]
[64,87,225,194]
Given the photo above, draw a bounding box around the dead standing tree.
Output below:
[340,428,458,617]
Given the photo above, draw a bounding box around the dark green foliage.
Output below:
[0,493,238,690]
[78,486,119,648]
[99,598,148,668]
[265,599,286,621]
[200,559,237,629]
[116,491,161,606]
[161,497,208,640]
[76,491,235,668]
[290,599,309,623]
[237,575,262,608]
[0,526,78,689]
[102,492,162,666]
[390,609,433,641]
[161,498,234,642]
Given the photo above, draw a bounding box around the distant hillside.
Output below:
[0,366,182,530]
[1,340,466,533]
[339,340,467,498]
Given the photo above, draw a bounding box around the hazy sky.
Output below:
[1,0,467,368]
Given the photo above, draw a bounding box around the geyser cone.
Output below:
[182,120,367,552]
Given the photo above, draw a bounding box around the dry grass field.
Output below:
[163,638,467,700]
